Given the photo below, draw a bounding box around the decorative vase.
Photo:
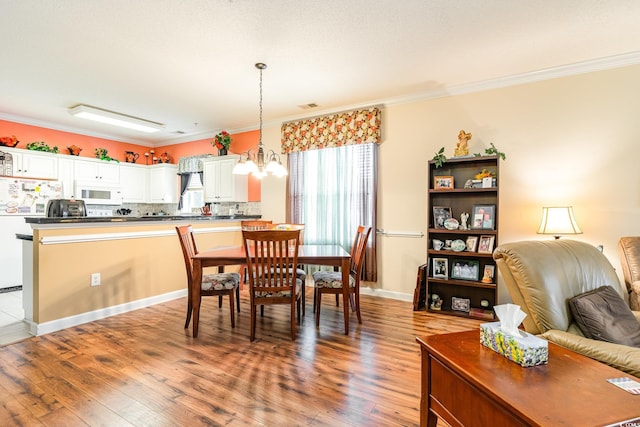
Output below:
[218,148,228,156]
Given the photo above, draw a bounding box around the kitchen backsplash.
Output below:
[86,201,261,217]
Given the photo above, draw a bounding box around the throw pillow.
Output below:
[569,285,640,347]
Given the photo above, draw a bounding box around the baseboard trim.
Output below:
[31,289,188,336]
[360,286,413,302]
[28,286,412,336]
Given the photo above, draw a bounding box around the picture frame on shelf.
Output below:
[477,235,496,254]
[433,206,452,229]
[434,176,454,190]
[466,236,478,252]
[472,204,496,229]
[432,257,448,279]
[451,259,480,281]
[482,265,496,283]
[451,296,471,312]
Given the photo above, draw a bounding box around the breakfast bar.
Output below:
[20,215,259,336]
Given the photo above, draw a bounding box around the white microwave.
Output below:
[74,181,122,205]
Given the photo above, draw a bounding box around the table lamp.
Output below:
[537,206,583,239]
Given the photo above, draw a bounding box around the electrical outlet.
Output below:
[91,273,101,286]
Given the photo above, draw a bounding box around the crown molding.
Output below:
[3,51,640,146]
[383,51,640,106]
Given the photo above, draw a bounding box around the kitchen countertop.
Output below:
[24,214,261,225]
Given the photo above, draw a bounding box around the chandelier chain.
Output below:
[259,66,263,147]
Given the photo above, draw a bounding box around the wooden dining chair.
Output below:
[271,223,308,315]
[176,225,241,330]
[242,229,302,341]
[240,220,273,283]
[312,225,372,327]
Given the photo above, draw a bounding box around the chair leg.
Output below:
[236,286,240,313]
[291,300,296,340]
[250,304,256,342]
[261,305,264,317]
[184,296,192,329]
[229,290,236,328]
[335,294,340,307]
[301,282,306,317]
[218,295,223,308]
[315,291,322,327]
[349,293,356,311]
[313,287,316,313]
[355,291,362,324]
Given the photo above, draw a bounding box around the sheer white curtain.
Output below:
[288,143,377,281]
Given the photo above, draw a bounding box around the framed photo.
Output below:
[434,176,454,190]
[451,296,471,312]
[465,236,478,252]
[432,257,448,279]
[450,259,480,281]
[477,235,496,254]
[482,265,496,283]
[433,206,452,229]
[472,204,496,229]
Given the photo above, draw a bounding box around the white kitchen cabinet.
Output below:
[57,157,76,198]
[120,163,148,203]
[74,158,120,183]
[4,148,58,179]
[148,164,178,203]
[202,155,248,202]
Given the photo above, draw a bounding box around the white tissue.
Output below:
[494,303,527,337]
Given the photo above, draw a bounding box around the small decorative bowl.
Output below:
[68,145,82,156]
[0,137,19,148]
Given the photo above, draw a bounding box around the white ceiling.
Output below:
[2,0,640,147]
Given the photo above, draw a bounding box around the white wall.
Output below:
[259,64,640,303]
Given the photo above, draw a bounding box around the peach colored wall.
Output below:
[158,129,261,201]
[0,119,149,162]
[0,120,261,200]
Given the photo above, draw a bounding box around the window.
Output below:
[288,143,377,280]
[179,173,204,214]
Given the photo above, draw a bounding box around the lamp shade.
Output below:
[537,206,582,239]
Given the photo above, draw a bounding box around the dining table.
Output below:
[190,244,351,338]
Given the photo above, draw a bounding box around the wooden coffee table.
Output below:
[416,330,639,427]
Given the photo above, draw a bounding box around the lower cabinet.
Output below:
[202,155,248,202]
[148,164,178,203]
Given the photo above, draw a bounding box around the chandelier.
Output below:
[232,63,288,179]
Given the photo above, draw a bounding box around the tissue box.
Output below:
[480,322,548,367]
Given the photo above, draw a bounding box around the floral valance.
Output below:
[176,154,214,175]
[281,107,381,153]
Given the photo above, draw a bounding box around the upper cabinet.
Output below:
[202,155,248,203]
[57,157,75,198]
[120,163,148,203]
[2,148,58,179]
[148,164,178,203]
[74,158,120,183]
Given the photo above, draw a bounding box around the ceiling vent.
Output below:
[298,103,319,110]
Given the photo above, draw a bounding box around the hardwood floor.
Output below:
[0,287,482,426]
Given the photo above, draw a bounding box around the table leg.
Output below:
[192,258,202,338]
[341,257,350,334]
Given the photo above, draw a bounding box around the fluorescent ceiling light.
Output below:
[68,105,164,133]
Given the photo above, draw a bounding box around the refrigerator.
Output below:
[0,177,64,289]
